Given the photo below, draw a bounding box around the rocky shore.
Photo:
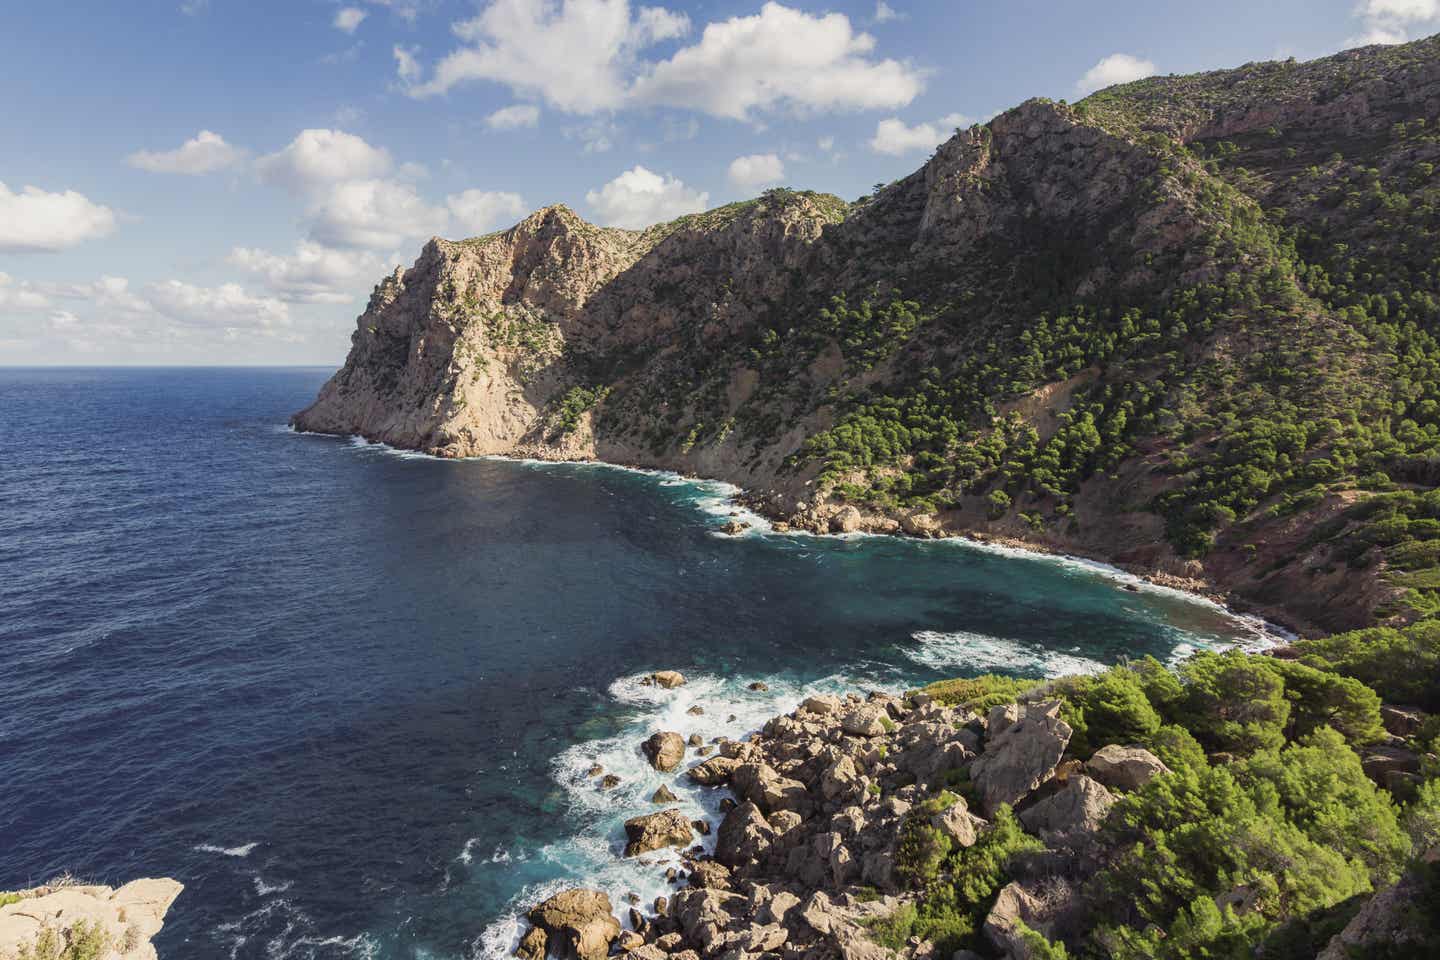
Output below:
[516,667,1431,960]
[0,878,183,960]
[516,674,1140,960]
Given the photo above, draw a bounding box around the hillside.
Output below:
[295,35,1440,637]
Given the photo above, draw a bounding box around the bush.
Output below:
[1175,650,1290,754]
[1061,668,1163,756]
[1292,622,1440,710]
[919,674,1041,711]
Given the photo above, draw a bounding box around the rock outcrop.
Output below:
[0,878,183,960]
[970,701,1071,815]
[526,889,623,960]
[624,809,696,857]
[643,732,687,772]
[1084,744,1170,792]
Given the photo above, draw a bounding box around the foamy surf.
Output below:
[470,668,894,959]
[906,630,1109,676]
[194,841,258,857]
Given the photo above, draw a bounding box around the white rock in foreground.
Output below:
[0,878,183,960]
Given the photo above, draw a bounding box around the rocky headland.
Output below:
[0,878,183,960]
[295,34,1440,638]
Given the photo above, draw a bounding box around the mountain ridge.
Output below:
[295,34,1440,637]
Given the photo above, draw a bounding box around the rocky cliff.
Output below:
[297,35,1440,637]
[0,878,182,960]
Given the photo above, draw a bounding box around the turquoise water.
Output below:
[0,368,1277,959]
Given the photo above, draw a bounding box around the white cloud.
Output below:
[335,7,368,33]
[446,189,527,234]
[406,1,917,120]
[817,135,835,152]
[143,280,290,330]
[0,181,117,253]
[868,112,968,156]
[874,2,901,23]
[632,2,923,120]
[127,130,244,175]
[727,152,784,188]
[1351,0,1439,43]
[1075,53,1156,96]
[408,0,690,111]
[0,272,52,311]
[307,178,449,249]
[228,242,392,304]
[486,103,541,129]
[256,129,393,189]
[394,44,423,84]
[585,165,708,228]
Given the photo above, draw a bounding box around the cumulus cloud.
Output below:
[446,189,527,234]
[407,1,919,121]
[228,242,393,304]
[407,0,690,110]
[334,6,368,32]
[0,181,117,253]
[868,112,968,156]
[727,153,784,188]
[1075,53,1156,96]
[585,165,707,228]
[1350,0,1440,44]
[633,3,923,120]
[486,103,541,129]
[143,280,290,330]
[127,130,244,175]
[307,178,449,249]
[256,129,393,190]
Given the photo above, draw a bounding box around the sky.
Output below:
[1,0,1436,365]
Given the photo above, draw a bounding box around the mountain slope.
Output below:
[295,34,1440,636]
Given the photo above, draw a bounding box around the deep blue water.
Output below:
[0,368,1276,960]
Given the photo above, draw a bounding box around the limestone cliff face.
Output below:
[296,37,1440,635]
[0,878,182,960]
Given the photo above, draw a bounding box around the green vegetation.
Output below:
[16,922,113,960]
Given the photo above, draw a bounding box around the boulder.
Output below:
[970,701,1072,815]
[748,681,769,692]
[687,756,740,786]
[651,785,679,804]
[515,925,547,960]
[732,762,811,815]
[716,801,776,868]
[830,506,865,533]
[652,671,687,688]
[1018,774,1115,837]
[624,810,695,857]
[600,774,622,789]
[643,732,687,772]
[1361,745,1421,786]
[1380,704,1426,738]
[688,733,704,747]
[1086,745,1170,791]
[821,755,866,802]
[527,889,622,960]
[670,888,746,952]
[931,796,984,848]
[801,695,842,716]
[983,882,1058,960]
[840,704,891,738]
[688,861,733,890]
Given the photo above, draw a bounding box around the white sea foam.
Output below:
[252,876,292,896]
[906,630,1108,677]
[470,668,891,959]
[194,842,258,858]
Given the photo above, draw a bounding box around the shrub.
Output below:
[1061,668,1163,756]
[1175,650,1290,754]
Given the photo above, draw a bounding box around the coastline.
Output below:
[290,426,1296,645]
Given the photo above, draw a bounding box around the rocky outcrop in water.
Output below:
[0,878,183,960]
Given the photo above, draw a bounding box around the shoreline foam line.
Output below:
[284,427,1291,647]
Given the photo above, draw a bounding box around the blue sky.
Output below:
[1,0,1434,364]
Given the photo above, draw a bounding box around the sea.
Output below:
[0,367,1281,959]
